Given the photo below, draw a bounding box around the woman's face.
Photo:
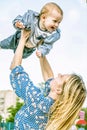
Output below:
[50,74,70,94]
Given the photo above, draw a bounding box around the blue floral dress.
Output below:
[10,65,54,130]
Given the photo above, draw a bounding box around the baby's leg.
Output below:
[0,34,15,49]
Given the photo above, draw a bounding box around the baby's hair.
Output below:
[39,2,63,18]
[46,74,87,130]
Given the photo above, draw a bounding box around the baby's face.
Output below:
[41,9,63,33]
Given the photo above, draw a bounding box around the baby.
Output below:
[0,2,63,58]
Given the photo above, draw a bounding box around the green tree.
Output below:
[6,82,45,123]
[82,107,87,129]
[6,98,24,122]
[0,115,2,122]
[82,107,87,121]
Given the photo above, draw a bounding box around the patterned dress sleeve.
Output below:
[10,65,54,113]
[10,65,33,100]
[12,10,39,31]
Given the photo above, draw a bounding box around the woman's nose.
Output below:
[58,73,62,78]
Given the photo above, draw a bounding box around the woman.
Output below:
[10,29,86,130]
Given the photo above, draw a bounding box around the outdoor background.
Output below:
[0,0,87,107]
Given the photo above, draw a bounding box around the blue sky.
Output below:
[0,0,87,106]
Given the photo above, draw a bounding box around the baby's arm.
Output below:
[12,14,25,30]
[12,10,33,30]
[37,43,53,57]
[37,30,60,56]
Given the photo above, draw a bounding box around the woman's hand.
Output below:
[10,29,30,70]
[15,21,25,29]
[36,50,42,58]
[20,29,31,43]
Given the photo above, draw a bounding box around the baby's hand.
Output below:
[36,50,42,58]
[15,21,25,29]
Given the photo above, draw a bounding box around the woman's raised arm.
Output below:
[10,30,30,70]
[39,56,54,81]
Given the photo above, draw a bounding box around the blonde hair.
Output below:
[46,74,86,130]
[39,2,63,18]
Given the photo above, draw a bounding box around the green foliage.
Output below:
[0,115,2,122]
[82,107,87,121]
[6,98,24,122]
[81,108,87,129]
[5,82,45,123]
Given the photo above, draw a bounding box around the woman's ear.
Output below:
[56,88,62,95]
